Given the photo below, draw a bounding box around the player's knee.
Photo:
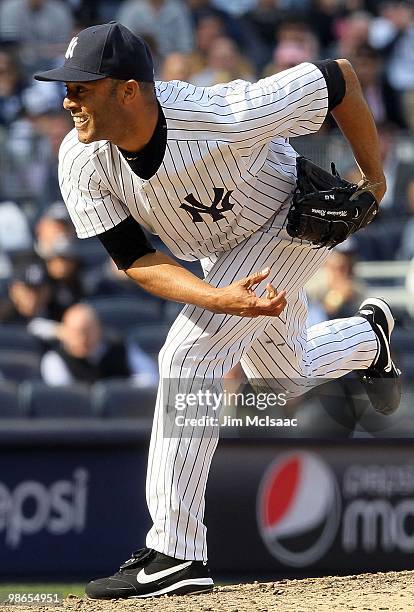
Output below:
[157,339,194,376]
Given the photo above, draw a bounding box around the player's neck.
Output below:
[113,101,159,154]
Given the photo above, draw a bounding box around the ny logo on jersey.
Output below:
[180,188,234,223]
[65,36,78,59]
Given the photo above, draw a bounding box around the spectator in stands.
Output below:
[276,16,319,59]
[0,47,27,128]
[241,0,285,71]
[8,109,72,207]
[262,41,313,77]
[369,0,414,130]
[308,0,342,50]
[374,121,414,213]
[40,303,158,386]
[1,76,62,202]
[0,70,61,201]
[405,228,414,310]
[35,201,75,251]
[396,179,414,260]
[0,259,52,323]
[344,121,414,216]
[244,0,282,52]
[306,239,366,319]
[345,153,406,261]
[0,250,12,283]
[210,0,256,17]
[260,17,320,78]
[202,0,260,51]
[0,199,32,255]
[190,36,254,86]
[0,0,74,74]
[117,0,194,58]
[161,53,192,82]
[30,108,71,178]
[86,256,150,298]
[186,0,211,12]
[281,0,312,6]
[37,236,85,321]
[349,44,387,124]
[330,11,371,58]
[188,11,226,75]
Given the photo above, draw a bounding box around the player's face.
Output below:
[63,79,124,144]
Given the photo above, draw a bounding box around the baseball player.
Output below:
[35,22,400,599]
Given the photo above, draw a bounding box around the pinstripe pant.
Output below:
[145,217,378,560]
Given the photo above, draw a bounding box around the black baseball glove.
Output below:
[286,156,379,249]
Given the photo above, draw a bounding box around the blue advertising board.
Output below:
[2,426,414,580]
[0,444,150,579]
[206,442,414,576]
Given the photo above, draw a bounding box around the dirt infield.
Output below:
[7,570,414,612]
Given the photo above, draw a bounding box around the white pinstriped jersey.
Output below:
[58,62,328,261]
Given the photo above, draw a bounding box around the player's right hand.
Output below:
[213,267,287,317]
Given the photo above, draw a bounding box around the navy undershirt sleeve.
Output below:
[312,59,346,112]
[98,216,156,270]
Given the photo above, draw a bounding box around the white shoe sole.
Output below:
[129,577,214,598]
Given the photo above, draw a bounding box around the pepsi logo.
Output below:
[257,451,341,567]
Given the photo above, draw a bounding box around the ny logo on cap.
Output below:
[65,37,78,59]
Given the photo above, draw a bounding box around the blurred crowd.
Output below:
[0,0,414,390]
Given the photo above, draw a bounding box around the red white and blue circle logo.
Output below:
[257,451,341,567]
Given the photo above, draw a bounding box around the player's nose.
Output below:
[63,96,78,111]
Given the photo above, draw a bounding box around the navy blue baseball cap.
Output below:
[34,22,154,83]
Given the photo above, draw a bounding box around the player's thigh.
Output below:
[241,288,311,384]
[159,229,327,378]
[159,231,284,378]
[204,225,330,297]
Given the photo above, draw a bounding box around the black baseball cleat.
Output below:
[356,297,401,416]
[85,547,214,599]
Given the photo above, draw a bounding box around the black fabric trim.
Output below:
[98,216,155,270]
[118,103,167,180]
[312,60,346,112]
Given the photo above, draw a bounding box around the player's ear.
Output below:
[121,79,139,105]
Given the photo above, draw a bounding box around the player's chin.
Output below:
[75,125,98,144]
[77,133,96,144]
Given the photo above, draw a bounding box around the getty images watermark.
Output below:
[162,376,405,439]
[162,379,299,438]
[174,389,296,428]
